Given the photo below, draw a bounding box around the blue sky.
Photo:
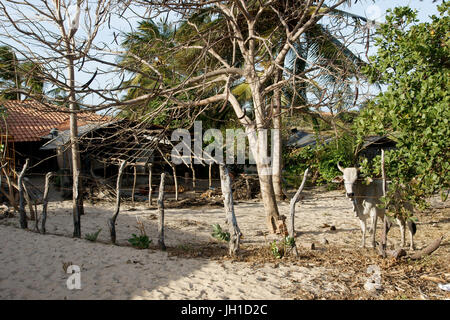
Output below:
[344,0,440,23]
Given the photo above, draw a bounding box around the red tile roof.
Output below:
[0,100,110,142]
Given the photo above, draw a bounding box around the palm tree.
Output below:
[0,46,21,100]
[0,45,44,100]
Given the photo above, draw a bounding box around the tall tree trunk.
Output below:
[247,127,283,234]
[272,81,283,200]
[247,76,284,233]
[67,53,83,238]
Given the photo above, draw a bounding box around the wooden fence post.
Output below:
[18,159,29,229]
[132,165,137,207]
[209,163,212,189]
[148,163,153,206]
[219,164,241,256]
[109,160,126,244]
[157,173,166,250]
[72,169,82,237]
[379,149,390,257]
[289,168,309,256]
[41,172,53,234]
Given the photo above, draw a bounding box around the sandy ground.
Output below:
[0,188,449,300]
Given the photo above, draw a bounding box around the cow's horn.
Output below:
[337,161,344,173]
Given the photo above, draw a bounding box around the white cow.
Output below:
[337,163,416,249]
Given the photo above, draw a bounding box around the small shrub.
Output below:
[128,234,151,249]
[270,236,296,259]
[211,224,230,242]
[284,236,295,248]
[127,217,151,249]
[270,240,283,259]
[283,133,357,187]
[85,228,102,242]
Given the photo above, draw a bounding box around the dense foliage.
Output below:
[356,3,449,215]
[283,133,356,188]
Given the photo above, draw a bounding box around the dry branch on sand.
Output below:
[408,236,444,260]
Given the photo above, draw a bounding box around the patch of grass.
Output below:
[128,234,151,249]
[270,240,283,259]
[270,236,296,259]
[128,217,152,249]
[85,228,102,242]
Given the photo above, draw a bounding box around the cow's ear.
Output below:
[332,176,343,183]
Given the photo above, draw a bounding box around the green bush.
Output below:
[128,234,151,249]
[270,240,283,259]
[283,133,356,187]
[270,236,296,259]
[211,224,230,242]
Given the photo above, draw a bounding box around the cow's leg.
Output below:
[396,217,406,247]
[352,200,358,217]
[370,209,378,248]
[359,217,367,248]
[407,221,416,251]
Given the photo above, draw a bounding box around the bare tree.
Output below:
[114,0,370,233]
[0,0,118,237]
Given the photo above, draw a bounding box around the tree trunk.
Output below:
[109,160,126,244]
[41,172,53,234]
[272,71,283,201]
[18,159,29,229]
[219,165,241,256]
[67,54,83,237]
[157,173,166,250]
[247,127,283,234]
